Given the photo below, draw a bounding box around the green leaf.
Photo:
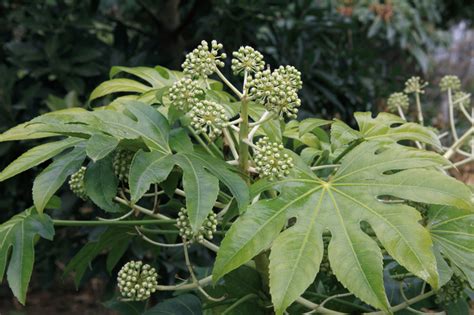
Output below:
[84,155,120,212]
[183,152,249,213]
[86,134,119,161]
[170,128,194,153]
[142,294,202,315]
[129,150,175,203]
[0,137,83,182]
[427,205,474,287]
[89,78,152,101]
[214,141,472,313]
[0,208,55,304]
[331,112,441,149]
[174,153,219,233]
[33,146,86,213]
[110,66,169,88]
[103,299,145,315]
[93,101,171,153]
[299,118,332,136]
[64,226,133,286]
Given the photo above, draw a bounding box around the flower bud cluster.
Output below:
[117,261,158,301]
[231,46,265,75]
[404,76,428,94]
[189,100,228,139]
[254,137,294,180]
[113,150,134,183]
[387,92,409,112]
[435,273,468,305]
[69,166,87,200]
[169,78,204,111]
[182,40,226,78]
[248,68,302,119]
[176,208,218,243]
[439,75,461,91]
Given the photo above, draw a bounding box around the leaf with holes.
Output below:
[214,141,472,314]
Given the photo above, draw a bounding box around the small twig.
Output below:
[223,128,239,160]
[304,293,353,314]
[215,68,243,98]
[97,209,134,221]
[183,239,225,302]
[448,88,459,142]
[135,227,185,247]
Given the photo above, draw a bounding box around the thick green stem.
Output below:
[239,96,250,182]
[53,219,174,226]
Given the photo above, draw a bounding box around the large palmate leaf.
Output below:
[214,141,472,314]
[427,205,474,287]
[331,112,441,149]
[0,137,84,181]
[64,226,133,286]
[0,208,55,304]
[0,101,171,154]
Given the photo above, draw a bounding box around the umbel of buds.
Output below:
[248,66,302,119]
[169,78,204,111]
[435,273,468,305]
[387,92,410,112]
[69,166,87,200]
[189,100,228,139]
[182,40,226,78]
[254,137,294,180]
[117,261,158,301]
[113,150,134,183]
[176,208,218,243]
[231,46,265,75]
[404,76,428,94]
[439,75,461,91]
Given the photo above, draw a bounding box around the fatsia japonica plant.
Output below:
[0,40,472,314]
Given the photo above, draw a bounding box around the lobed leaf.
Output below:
[0,208,55,304]
[214,141,472,313]
[85,134,119,161]
[84,155,120,212]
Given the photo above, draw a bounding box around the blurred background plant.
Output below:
[0,0,472,313]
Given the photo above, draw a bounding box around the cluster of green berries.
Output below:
[231,46,265,75]
[387,92,410,113]
[117,261,158,301]
[248,66,302,119]
[254,137,294,180]
[168,78,204,111]
[113,150,134,183]
[176,208,218,242]
[189,100,228,139]
[69,166,87,200]
[435,273,468,305]
[404,76,428,94]
[439,75,461,91]
[182,40,226,78]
